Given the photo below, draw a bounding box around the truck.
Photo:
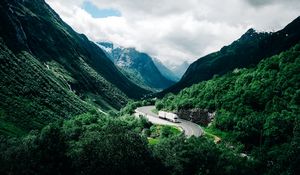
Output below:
[158,111,179,123]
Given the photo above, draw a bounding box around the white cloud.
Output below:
[45,0,300,68]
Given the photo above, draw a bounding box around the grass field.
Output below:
[147,125,181,145]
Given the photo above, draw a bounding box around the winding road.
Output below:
[135,106,203,137]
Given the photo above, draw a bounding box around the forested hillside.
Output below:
[163,16,300,95]
[0,0,149,134]
[0,111,259,175]
[0,39,94,135]
[0,0,299,174]
[156,44,300,174]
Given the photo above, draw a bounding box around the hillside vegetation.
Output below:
[0,0,149,134]
[0,38,95,135]
[163,16,300,95]
[0,112,258,175]
[156,44,300,174]
[0,0,299,174]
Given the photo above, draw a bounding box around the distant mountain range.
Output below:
[152,58,180,82]
[97,42,176,91]
[161,16,300,95]
[0,0,150,134]
[170,61,190,79]
[1,0,299,136]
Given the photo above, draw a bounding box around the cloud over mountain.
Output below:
[46,0,300,68]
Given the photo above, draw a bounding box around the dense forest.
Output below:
[1,44,299,175]
[156,44,300,174]
[1,0,299,175]
[0,112,258,175]
[0,0,150,135]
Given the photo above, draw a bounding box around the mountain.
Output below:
[152,58,180,82]
[162,16,300,95]
[97,42,175,91]
[170,61,190,79]
[0,0,149,134]
[156,43,300,175]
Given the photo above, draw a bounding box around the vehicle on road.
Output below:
[158,111,179,123]
[135,106,203,137]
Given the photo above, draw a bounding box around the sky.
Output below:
[45,0,300,69]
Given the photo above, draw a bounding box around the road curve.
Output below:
[135,106,203,137]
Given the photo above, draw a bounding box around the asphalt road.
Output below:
[135,106,203,137]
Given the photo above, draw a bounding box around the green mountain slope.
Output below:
[0,39,92,135]
[157,44,300,174]
[162,16,300,95]
[0,0,149,134]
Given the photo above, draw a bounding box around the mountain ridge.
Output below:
[0,0,149,134]
[97,41,175,91]
[152,57,180,82]
[161,16,300,95]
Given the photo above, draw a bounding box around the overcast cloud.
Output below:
[45,0,300,68]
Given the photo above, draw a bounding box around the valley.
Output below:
[97,42,176,91]
[0,0,299,175]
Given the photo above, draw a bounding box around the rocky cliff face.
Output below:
[177,108,215,126]
[152,58,180,82]
[97,42,175,91]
